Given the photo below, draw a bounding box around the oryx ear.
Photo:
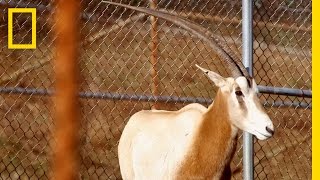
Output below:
[251,78,259,93]
[195,64,226,87]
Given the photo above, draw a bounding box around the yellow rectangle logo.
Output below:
[8,8,36,49]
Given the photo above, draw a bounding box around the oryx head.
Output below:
[196,65,274,140]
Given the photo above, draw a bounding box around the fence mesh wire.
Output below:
[0,0,311,179]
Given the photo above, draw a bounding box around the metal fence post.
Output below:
[149,0,160,110]
[242,0,254,179]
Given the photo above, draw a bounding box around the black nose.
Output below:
[266,126,274,136]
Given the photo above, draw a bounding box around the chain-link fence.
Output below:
[0,0,311,179]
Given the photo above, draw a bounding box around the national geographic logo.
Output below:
[8,8,36,49]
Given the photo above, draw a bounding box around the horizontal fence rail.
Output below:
[258,85,312,98]
[0,86,311,109]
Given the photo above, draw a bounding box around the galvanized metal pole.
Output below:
[242,0,254,179]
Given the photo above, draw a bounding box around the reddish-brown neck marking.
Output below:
[176,89,238,179]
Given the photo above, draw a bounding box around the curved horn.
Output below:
[103,1,250,79]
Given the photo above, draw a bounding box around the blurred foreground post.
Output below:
[149,0,159,109]
[52,0,80,179]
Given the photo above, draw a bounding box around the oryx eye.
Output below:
[235,90,243,96]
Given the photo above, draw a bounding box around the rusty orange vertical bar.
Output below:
[149,0,159,109]
[52,0,80,180]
